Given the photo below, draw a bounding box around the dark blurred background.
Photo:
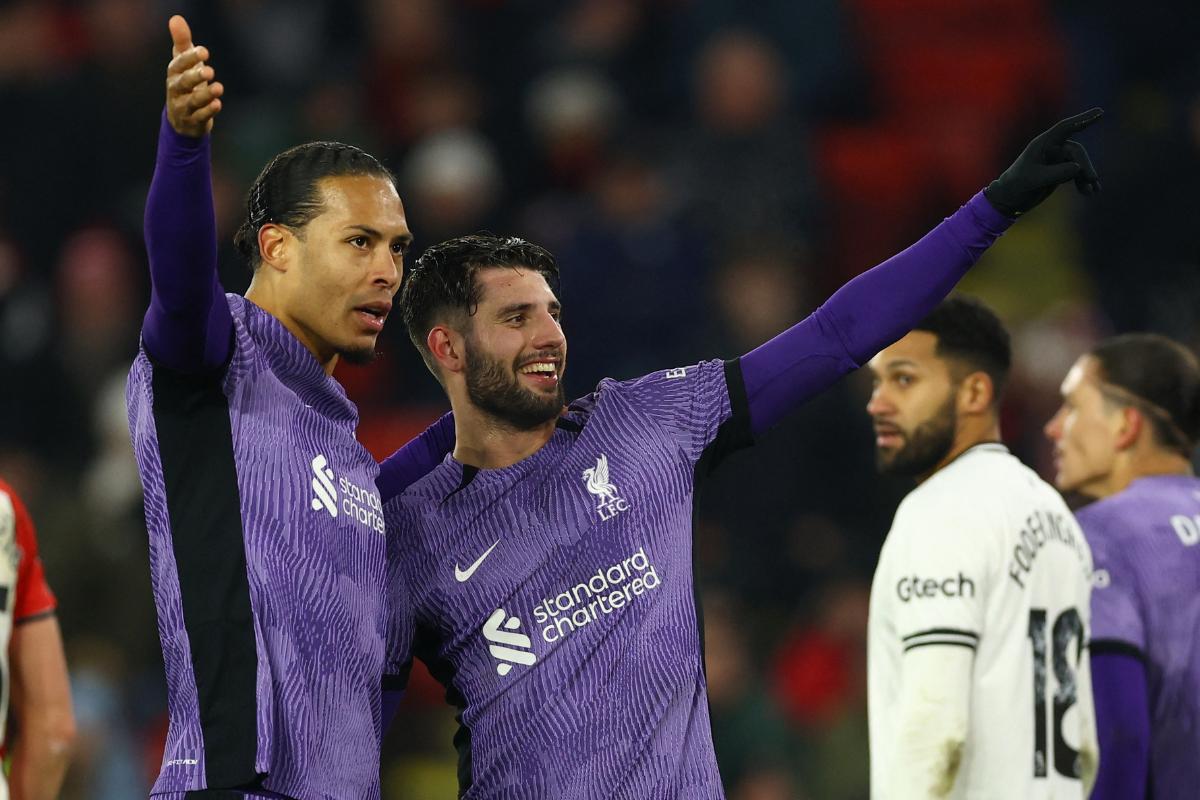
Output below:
[0,0,1197,797]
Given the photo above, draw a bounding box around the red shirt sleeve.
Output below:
[0,480,56,622]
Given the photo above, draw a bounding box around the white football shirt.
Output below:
[868,443,1097,799]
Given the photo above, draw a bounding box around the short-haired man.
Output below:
[125,16,438,799]
[1045,333,1200,799]
[379,109,1102,797]
[866,296,1097,798]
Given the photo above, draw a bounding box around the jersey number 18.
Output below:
[1027,607,1083,780]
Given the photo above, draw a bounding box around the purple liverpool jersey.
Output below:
[385,358,751,799]
[1076,474,1200,797]
[127,294,389,799]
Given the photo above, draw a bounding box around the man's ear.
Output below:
[957,370,996,416]
[428,325,466,376]
[1114,405,1144,451]
[258,224,292,273]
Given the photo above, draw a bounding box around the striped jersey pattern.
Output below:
[1077,474,1200,798]
[385,358,751,799]
[127,295,389,799]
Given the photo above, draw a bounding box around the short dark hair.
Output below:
[1089,333,1200,457]
[400,233,561,375]
[233,141,397,270]
[913,294,1012,402]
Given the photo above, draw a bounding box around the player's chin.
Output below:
[873,447,904,474]
[340,338,379,366]
[1052,470,1078,493]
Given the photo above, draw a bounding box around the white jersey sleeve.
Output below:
[871,487,999,796]
[868,445,1096,800]
[881,486,997,652]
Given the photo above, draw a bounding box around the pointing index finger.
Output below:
[1044,107,1104,144]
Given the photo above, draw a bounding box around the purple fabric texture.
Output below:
[142,110,233,373]
[385,359,742,798]
[131,297,390,796]
[377,412,456,503]
[740,190,1013,435]
[1076,474,1200,798]
[1090,650,1150,800]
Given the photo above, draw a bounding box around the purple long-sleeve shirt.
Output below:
[1077,475,1200,799]
[132,114,442,798]
[379,192,1014,797]
[142,111,233,373]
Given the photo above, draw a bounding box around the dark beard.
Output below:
[465,345,565,431]
[876,395,957,477]
[339,345,377,366]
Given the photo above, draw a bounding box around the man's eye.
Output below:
[896,374,914,386]
[391,242,408,256]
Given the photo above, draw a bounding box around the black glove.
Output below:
[984,108,1103,217]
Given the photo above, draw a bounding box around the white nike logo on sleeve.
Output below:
[454,539,502,582]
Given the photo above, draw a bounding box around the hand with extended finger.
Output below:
[165,15,224,138]
[984,108,1103,217]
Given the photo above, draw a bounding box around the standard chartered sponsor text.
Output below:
[340,475,384,533]
[533,546,661,642]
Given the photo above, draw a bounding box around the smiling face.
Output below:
[1044,356,1124,496]
[274,174,411,366]
[866,331,960,478]
[460,266,567,430]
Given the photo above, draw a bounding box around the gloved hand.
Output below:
[984,108,1103,217]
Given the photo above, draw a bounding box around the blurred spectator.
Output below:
[402,128,504,246]
[705,592,804,800]
[60,639,149,797]
[56,226,139,398]
[770,581,871,800]
[527,142,708,391]
[674,30,817,253]
[524,68,623,197]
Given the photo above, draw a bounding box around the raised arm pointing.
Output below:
[141,15,233,373]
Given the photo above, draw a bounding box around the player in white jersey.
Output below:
[865,296,1097,798]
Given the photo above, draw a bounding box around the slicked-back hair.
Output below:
[913,294,1012,404]
[401,233,561,376]
[1089,333,1200,457]
[232,141,397,271]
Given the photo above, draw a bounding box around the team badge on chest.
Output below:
[582,453,630,521]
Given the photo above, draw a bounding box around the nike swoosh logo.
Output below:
[454,539,501,582]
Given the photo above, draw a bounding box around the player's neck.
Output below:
[245,282,339,374]
[451,405,560,469]
[921,418,1003,483]
[1097,447,1195,498]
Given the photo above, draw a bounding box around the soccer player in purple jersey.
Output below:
[377,111,1103,797]
[126,15,448,800]
[1045,334,1200,800]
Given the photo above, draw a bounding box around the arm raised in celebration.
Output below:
[141,15,233,373]
[740,109,1103,436]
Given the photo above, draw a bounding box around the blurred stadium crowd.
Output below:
[0,0,1198,797]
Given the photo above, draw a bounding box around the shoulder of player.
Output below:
[1074,487,1156,546]
[593,359,726,399]
[888,451,1029,550]
[896,451,1012,519]
[384,463,459,514]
